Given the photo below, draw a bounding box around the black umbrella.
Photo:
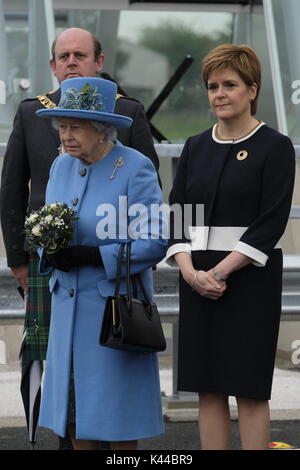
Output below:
[20,354,43,448]
[18,287,43,449]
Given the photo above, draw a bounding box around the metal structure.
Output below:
[263,0,288,134]
[28,0,56,97]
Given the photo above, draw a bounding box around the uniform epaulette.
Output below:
[36,93,57,109]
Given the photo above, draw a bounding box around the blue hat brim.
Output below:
[36,108,132,128]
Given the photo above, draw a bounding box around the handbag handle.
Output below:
[125,242,138,302]
[125,242,153,316]
[113,242,125,296]
[133,274,153,309]
[114,242,153,315]
[126,241,133,300]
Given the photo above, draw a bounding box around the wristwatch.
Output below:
[212,267,227,281]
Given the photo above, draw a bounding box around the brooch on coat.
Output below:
[110,157,124,179]
[236,150,248,161]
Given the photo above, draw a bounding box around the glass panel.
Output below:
[0,11,30,143]
[263,0,300,255]
[266,0,300,144]
[0,6,279,144]
[117,10,233,143]
[52,9,234,143]
[238,12,277,129]
[51,8,277,143]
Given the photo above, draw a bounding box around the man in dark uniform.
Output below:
[0,27,159,448]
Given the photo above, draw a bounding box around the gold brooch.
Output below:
[236,150,248,161]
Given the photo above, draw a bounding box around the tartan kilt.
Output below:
[24,253,51,360]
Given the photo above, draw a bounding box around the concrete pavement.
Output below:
[0,417,299,450]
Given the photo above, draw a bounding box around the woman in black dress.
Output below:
[166,44,295,450]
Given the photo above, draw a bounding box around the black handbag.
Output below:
[99,242,166,353]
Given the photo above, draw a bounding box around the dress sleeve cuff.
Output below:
[165,243,192,267]
[234,241,268,267]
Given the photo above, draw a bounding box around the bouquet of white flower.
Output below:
[24,203,78,254]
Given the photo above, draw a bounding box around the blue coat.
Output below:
[38,141,167,441]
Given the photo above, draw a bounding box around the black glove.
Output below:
[46,246,103,272]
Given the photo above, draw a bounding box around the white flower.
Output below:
[27,213,39,223]
[32,225,41,236]
[53,217,64,226]
[56,221,62,226]
[24,203,78,253]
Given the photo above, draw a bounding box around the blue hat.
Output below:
[36,77,132,128]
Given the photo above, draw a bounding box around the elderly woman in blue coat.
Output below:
[36,77,167,450]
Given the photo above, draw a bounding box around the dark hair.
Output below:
[202,43,261,115]
[51,30,102,62]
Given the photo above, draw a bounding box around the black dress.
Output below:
[167,123,295,400]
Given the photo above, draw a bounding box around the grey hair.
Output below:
[90,120,117,141]
[52,118,117,141]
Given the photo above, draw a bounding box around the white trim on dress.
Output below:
[212,122,266,144]
[165,225,281,268]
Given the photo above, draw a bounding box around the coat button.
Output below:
[69,288,75,297]
[72,198,78,206]
[80,168,87,176]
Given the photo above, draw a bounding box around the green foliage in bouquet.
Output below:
[24,203,78,254]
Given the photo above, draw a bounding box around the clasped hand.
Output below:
[185,269,227,300]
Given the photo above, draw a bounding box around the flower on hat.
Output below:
[59,83,104,112]
[36,77,133,128]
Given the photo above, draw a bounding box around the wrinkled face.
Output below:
[207,68,257,122]
[50,29,104,84]
[58,117,103,162]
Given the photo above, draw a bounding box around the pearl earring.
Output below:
[58,144,65,155]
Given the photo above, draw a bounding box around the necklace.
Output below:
[216,120,262,142]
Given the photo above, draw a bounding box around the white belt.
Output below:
[188,226,281,251]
